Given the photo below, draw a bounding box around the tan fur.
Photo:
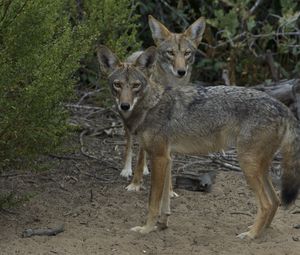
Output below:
[97,46,300,239]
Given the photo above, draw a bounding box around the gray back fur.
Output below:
[129,83,294,155]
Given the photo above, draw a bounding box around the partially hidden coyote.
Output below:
[97,45,300,239]
[114,15,205,192]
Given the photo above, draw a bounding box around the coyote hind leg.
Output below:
[264,175,280,228]
[237,150,279,239]
[158,159,171,229]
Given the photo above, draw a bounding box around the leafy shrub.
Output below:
[0,0,140,168]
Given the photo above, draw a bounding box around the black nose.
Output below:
[177,70,186,77]
[120,103,130,111]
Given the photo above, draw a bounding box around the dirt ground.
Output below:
[1,107,300,255]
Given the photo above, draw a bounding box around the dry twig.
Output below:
[212,159,241,172]
[76,89,102,105]
[79,129,97,160]
[48,154,84,161]
[22,225,64,238]
[230,211,252,217]
[65,104,103,111]
[266,49,279,82]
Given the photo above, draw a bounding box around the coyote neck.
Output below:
[151,62,191,88]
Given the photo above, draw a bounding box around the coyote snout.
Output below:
[170,54,188,78]
[112,81,136,113]
[112,80,142,115]
[177,69,186,77]
[120,102,130,111]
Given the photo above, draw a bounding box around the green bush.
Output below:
[0,0,140,168]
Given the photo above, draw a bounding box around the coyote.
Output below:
[97,46,300,239]
[116,15,205,191]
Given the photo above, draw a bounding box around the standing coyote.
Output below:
[114,15,205,189]
[97,46,300,239]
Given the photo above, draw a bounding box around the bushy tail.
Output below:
[281,120,300,206]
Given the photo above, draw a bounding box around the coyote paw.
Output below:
[130,225,157,234]
[120,167,132,178]
[143,165,150,175]
[157,215,170,230]
[170,191,179,198]
[237,231,256,240]
[126,183,141,192]
[157,221,168,230]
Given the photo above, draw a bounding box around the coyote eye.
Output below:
[132,81,141,90]
[184,49,192,57]
[113,80,122,89]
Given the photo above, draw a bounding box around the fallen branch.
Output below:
[0,208,19,215]
[22,225,64,238]
[0,173,20,178]
[230,211,252,217]
[48,154,84,161]
[82,172,112,182]
[212,159,241,172]
[65,104,103,111]
[76,89,102,105]
[253,79,299,105]
[78,130,119,170]
[266,49,279,82]
[79,129,98,160]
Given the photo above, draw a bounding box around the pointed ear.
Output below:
[184,17,206,47]
[96,45,120,74]
[148,15,171,45]
[135,46,157,71]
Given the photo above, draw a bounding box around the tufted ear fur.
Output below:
[148,15,171,45]
[183,17,206,47]
[97,45,120,74]
[134,46,157,73]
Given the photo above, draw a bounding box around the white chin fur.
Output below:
[119,109,131,118]
[118,97,139,115]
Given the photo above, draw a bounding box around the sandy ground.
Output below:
[1,108,300,255]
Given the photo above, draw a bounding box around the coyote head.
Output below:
[148,15,205,79]
[97,46,156,117]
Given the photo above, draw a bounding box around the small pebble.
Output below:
[293,224,300,229]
